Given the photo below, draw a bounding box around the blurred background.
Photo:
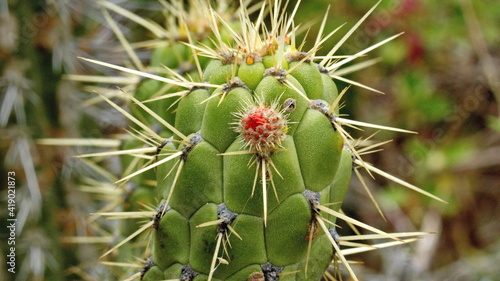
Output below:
[0,0,498,280]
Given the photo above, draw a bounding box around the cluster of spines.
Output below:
[235,100,288,155]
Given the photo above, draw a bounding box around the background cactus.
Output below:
[2,0,499,281]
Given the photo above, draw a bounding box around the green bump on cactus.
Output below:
[265,194,312,266]
[226,265,262,281]
[169,137,223,218]
[142,265,164,281]
[200,86,253,152]
[194,275,222,281]
[174,88,210,137]
[254,74,308,135]
[154,139,175,190]
[163,263,183,279]
[120,184,155,236]
[319,72,339,111]
[294,108,343,192]
[212,214,267,279]
[189,203,219,274]
[141,259,164,281]
[262,138,307,209]
[288,60,324,100]
[330,146,354,214]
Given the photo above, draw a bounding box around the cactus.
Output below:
[55,0,446,280]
